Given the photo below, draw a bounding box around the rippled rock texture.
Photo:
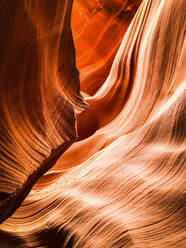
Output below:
[0,0,185,247]
[0,0,87,224]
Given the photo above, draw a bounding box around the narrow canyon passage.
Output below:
[0,0,185,248]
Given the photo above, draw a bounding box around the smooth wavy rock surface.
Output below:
[0,0,87,224]
[0,0,186,247]
[72,0,142,96]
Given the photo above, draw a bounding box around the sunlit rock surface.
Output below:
[0,0,185,247]
[72,0,142,96]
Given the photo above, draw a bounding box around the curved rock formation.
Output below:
[72,0,142,96]
[0,0,185,247]
[0,0,87,224]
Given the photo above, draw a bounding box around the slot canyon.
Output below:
[0,0,185,247]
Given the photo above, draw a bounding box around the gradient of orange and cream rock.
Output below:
[0,0,186,247]
[72,0,142,96]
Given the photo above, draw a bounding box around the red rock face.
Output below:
[72,0,142,95]
[0,0,185,248]
[72,0,142,140]
[0,0,87,224]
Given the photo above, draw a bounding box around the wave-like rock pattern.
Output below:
[0,0,87,224]
[0,0,185,247]
[72,0,142,96]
